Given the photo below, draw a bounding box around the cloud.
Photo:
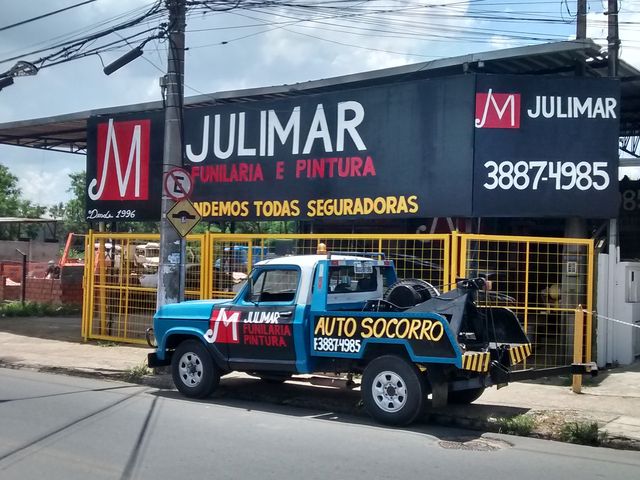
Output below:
[0,147,82,207]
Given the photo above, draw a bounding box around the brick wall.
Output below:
[0,261,50,282]
[26,278,62,304]
[0,265,84,306]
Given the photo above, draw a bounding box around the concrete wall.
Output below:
[0,240,60,263]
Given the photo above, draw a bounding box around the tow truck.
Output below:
[148,248,595,426]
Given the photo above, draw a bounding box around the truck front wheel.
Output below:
[362,355,425,426]
[172,339,219,398]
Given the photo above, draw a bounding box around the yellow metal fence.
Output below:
[455,233,593,368]
[82,232,593,368]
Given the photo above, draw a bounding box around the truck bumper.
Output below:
[148,352,171,368]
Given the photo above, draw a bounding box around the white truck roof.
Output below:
[256,254,378,269]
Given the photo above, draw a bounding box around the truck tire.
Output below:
[383,279,439,309]
[172,339,219,398]
[362,355,425,426]
[448,387,486,404]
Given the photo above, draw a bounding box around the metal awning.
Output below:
[0,39,638,155]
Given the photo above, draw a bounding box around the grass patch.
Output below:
[122,363,150,383]
[0,301,81,317]
[560,421,606,446]
[96,340,120,347]
[495,414,535,436]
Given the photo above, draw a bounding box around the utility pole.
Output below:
[607,0,620,77]
[605,0,620,365]
[576,0,587,39]
[157,0,186,308]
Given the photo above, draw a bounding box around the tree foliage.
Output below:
[63,171,87,234]
[0,164,47,239]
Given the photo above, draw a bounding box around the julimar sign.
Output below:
[85,74,620,222]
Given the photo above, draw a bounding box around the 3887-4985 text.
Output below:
[483,160,610,191]
[313,337,362,353]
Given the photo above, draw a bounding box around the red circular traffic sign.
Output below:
[164,167,193,201]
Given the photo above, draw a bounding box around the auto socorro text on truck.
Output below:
[148,244,596,426]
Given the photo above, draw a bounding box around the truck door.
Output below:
[220,266,300,372]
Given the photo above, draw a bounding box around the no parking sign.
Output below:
[164,167,193,201]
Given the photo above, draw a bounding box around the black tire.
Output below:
[172,339,219,398]
[362,355,425,426]
[448,387,486,404]
[383,279,440,309]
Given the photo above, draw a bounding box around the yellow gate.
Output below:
[82,231,593,367]
[455,233,594,368]
[83,232,207,344]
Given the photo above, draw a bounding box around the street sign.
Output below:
[164,167,193,201]
[166,199,201,237]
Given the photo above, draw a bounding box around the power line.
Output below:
[0,0,97,33]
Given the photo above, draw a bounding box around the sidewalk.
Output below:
[1,316,639,450]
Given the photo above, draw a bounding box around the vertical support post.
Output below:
[442,235,450,295]
[523,241,531,367]
[98,223,107,336]
[16,249,27,305]
[572,306,585,393]
[608,0,619,78]
[576,0,587,39]
[586,240,595,361]
[450,231,459,291]
[158,0,186,309]
[82,232,90,340]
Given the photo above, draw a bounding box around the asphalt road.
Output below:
[1,369,639,480]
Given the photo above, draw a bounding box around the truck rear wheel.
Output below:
[362,355,425,426]
[172,339,219,398]
[448,387,485,404]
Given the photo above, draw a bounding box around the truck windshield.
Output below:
[328,266,377,293]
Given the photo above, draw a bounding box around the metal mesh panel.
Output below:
[206,234,450,299]
[82,231,591,367]
[86,233,206,344]
[458,234,593,369]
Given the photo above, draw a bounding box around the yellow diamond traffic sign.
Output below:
[167,199,201,237]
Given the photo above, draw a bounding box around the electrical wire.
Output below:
[0,0,97,33]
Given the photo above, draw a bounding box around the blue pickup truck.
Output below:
[149,253,555,425]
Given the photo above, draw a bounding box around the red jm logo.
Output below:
[205,308,240,344]
[475,89,521,129]
[88,118,151,200]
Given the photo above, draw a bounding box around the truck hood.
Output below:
[154,299,232,321]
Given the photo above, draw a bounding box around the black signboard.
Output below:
[473,75,620,218]
[85,111,164,222]
[85,73,621,221]
[619,176,640,260]
[184,75,475,221]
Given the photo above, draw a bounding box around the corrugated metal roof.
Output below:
[0,217,58,223]
[0,39,638,153]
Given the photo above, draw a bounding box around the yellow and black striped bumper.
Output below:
[509,343,532,365]
[461,351,491,373]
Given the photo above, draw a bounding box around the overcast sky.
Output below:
[0,0,639,209]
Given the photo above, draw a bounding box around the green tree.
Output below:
[63,171,87,234]
[0,165,46,239]
[0,164,23,217]
[48,202,65,220]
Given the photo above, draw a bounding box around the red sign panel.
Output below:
[205,308,240,344]
[475,90,521,129]
[90,118,151,201]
